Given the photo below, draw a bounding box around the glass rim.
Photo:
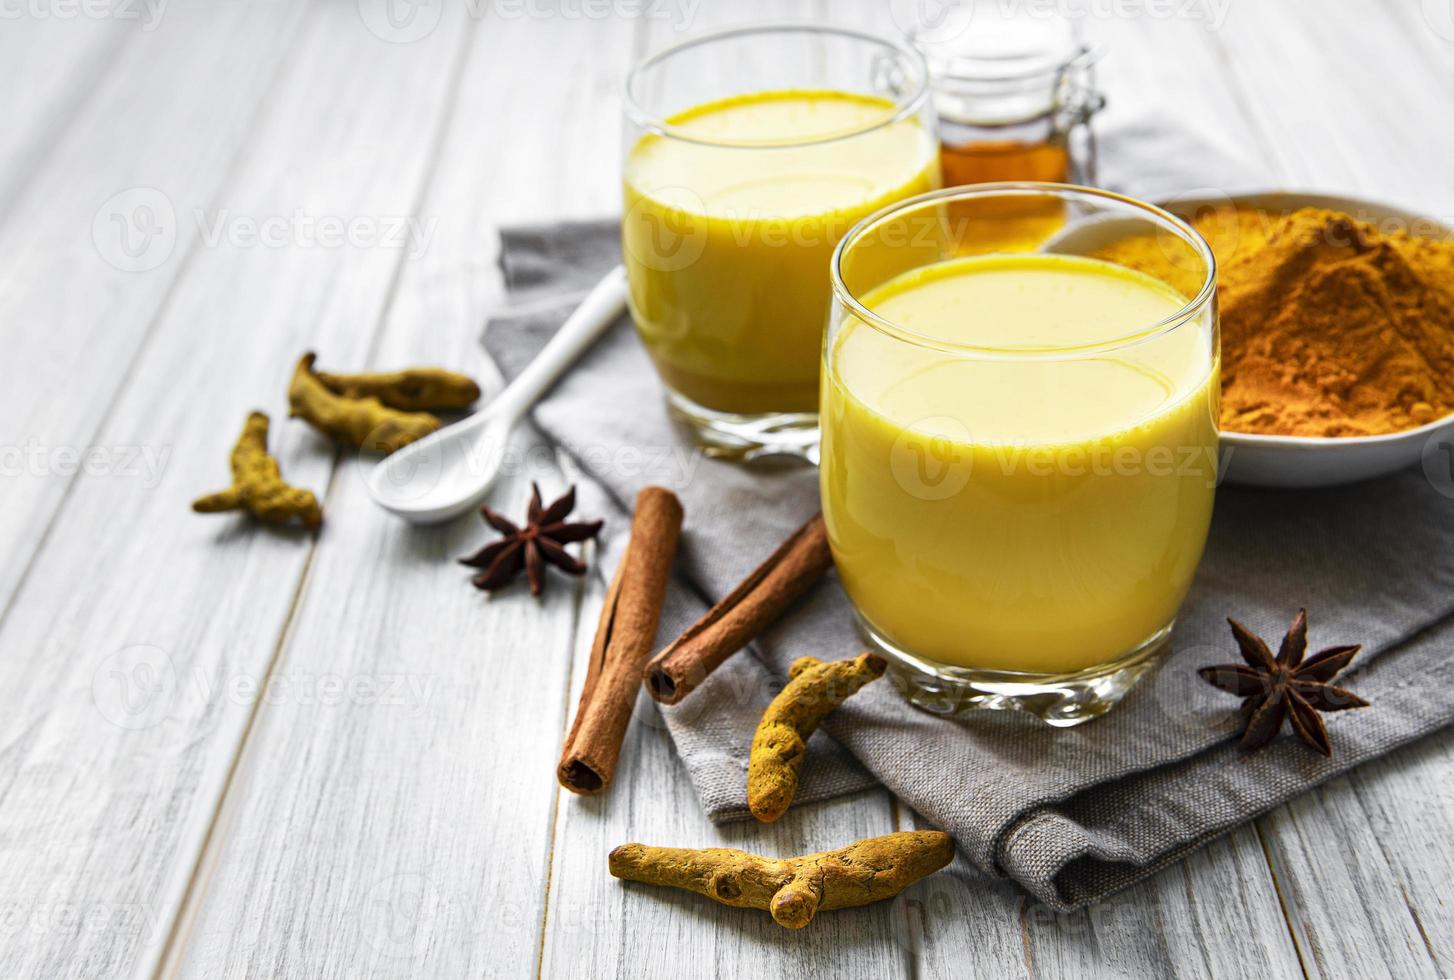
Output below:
[621,22,932,150]
[829,181,1218,361]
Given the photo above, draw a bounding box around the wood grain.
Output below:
[541,591,908,977]
[823,9,1313,978]
[1,1,1451,977]
[541,4,909,976]
[1214,0,1454,211]
[0,2,307,611]
[0,3,468,977]
[1210,3,1454,976]
[167,10,640,979]
[0,18,131,222]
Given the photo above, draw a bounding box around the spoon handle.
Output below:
[492,265,629,424]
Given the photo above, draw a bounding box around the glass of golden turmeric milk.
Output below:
[822,184,1219,724]
[622,25,940,460]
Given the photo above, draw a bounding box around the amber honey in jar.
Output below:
[941,133,1072,185]
[906,9,1103,188]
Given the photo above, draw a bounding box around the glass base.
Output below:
[665,389,820,463]
[859,615,1174,727]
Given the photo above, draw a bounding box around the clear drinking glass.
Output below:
[821,183,1219,725]
[622,24,940,461]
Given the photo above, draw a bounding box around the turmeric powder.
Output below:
[608,830,953,928]
[1098,207,1454,437]
[193,412,322,528]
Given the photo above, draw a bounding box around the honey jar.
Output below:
[906,10,1104,187]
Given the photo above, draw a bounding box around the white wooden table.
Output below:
[4,1,1453,976]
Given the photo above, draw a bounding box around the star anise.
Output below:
[1197,609,1369,756]
[459,483,603,597]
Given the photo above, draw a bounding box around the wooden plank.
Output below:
[1208,3,1454,977]
[4,4,1438,980]
[0,2,308,614]
[1257,729,1454,979]
[165,12,642,979]
[540,575,907,979]
[1212,0,1454,210]
[1020,833,1305,979]
[164,452,589,980]
[826,6,1310,978]
[0,17,132,220]
[1381,0,1454,105]
[538,3,905,976]
[895,808,1304,980]
[160,2,1454,977]
[0,5,471,978]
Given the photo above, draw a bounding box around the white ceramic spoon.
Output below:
[368,265,628,523]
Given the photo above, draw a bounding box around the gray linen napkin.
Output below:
[482,120,1454,910]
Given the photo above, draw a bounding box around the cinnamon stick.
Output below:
[643,513,833,705]
[557,486,683,795]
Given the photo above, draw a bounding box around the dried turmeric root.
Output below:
[313,363,479,412]
[748,652,886,823]
[288,353,440,453]
[192,412,322,529]
[609,831,953,929]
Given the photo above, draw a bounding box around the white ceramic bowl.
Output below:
[1163,192,1454,488]
[1047,190,1454,488]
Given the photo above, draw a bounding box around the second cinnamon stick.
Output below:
[557,486,683,795]
[644,513,833,705]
